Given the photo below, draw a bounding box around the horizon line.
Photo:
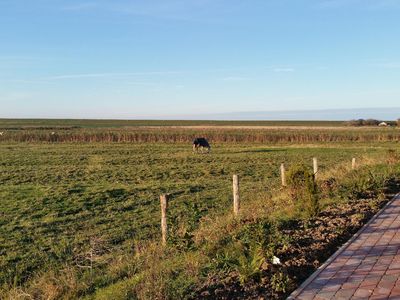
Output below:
[1,106,400,121]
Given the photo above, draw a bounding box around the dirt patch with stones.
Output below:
[195,190,398,300]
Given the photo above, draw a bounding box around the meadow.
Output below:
[1,121,400,299]
[0,119,345,128]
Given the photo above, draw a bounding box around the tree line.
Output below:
[344,119,400,127]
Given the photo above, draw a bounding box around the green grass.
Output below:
[0,141,393,295]
[0,118,345,128]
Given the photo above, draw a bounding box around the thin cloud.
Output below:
[41,71,183,80]
[3,79,52,84]
[60,0,226,23]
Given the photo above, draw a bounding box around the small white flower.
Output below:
[272,256,281,265]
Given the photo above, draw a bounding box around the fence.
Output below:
[158,157,358,245]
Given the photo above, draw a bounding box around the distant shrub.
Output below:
[344,119,364,126]
[344,119,381,127]
[386,121,397,126]
[364,119,381,126]
[287,164,320,218]
[397,119,400,127]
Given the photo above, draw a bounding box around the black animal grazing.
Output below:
[193,138,211,153]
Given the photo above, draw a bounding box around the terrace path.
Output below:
[288,193,400,300]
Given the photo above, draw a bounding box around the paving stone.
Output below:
[315,291,336,299]
[319,283,341,292]
[342,282,360,290]
[351,288,373,299]
[334,288,357,299]
[288,194,400,300]
[297,292,316,300]
[371,286,392,295]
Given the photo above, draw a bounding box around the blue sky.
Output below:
[1,0,400,119]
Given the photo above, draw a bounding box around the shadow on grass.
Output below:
[167,186,206,198]
[239,148,287,153]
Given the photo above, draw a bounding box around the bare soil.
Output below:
[195,184,400,299]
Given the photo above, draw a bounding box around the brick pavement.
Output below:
[288,193,400,300]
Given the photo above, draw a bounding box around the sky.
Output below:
[1,0,400,119]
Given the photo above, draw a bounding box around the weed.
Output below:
[271,271,290,293]
[287,164,320,218]
[236,244,265,285]
[338,166,392,200]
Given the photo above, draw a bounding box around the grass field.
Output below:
[1,121,400,299]
[0,119,346,129]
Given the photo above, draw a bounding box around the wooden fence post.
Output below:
[233,175,240,216]
[352,158,356,169]
[160,194,168,246]
[280,163,286,187]
[313,157,318,179]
